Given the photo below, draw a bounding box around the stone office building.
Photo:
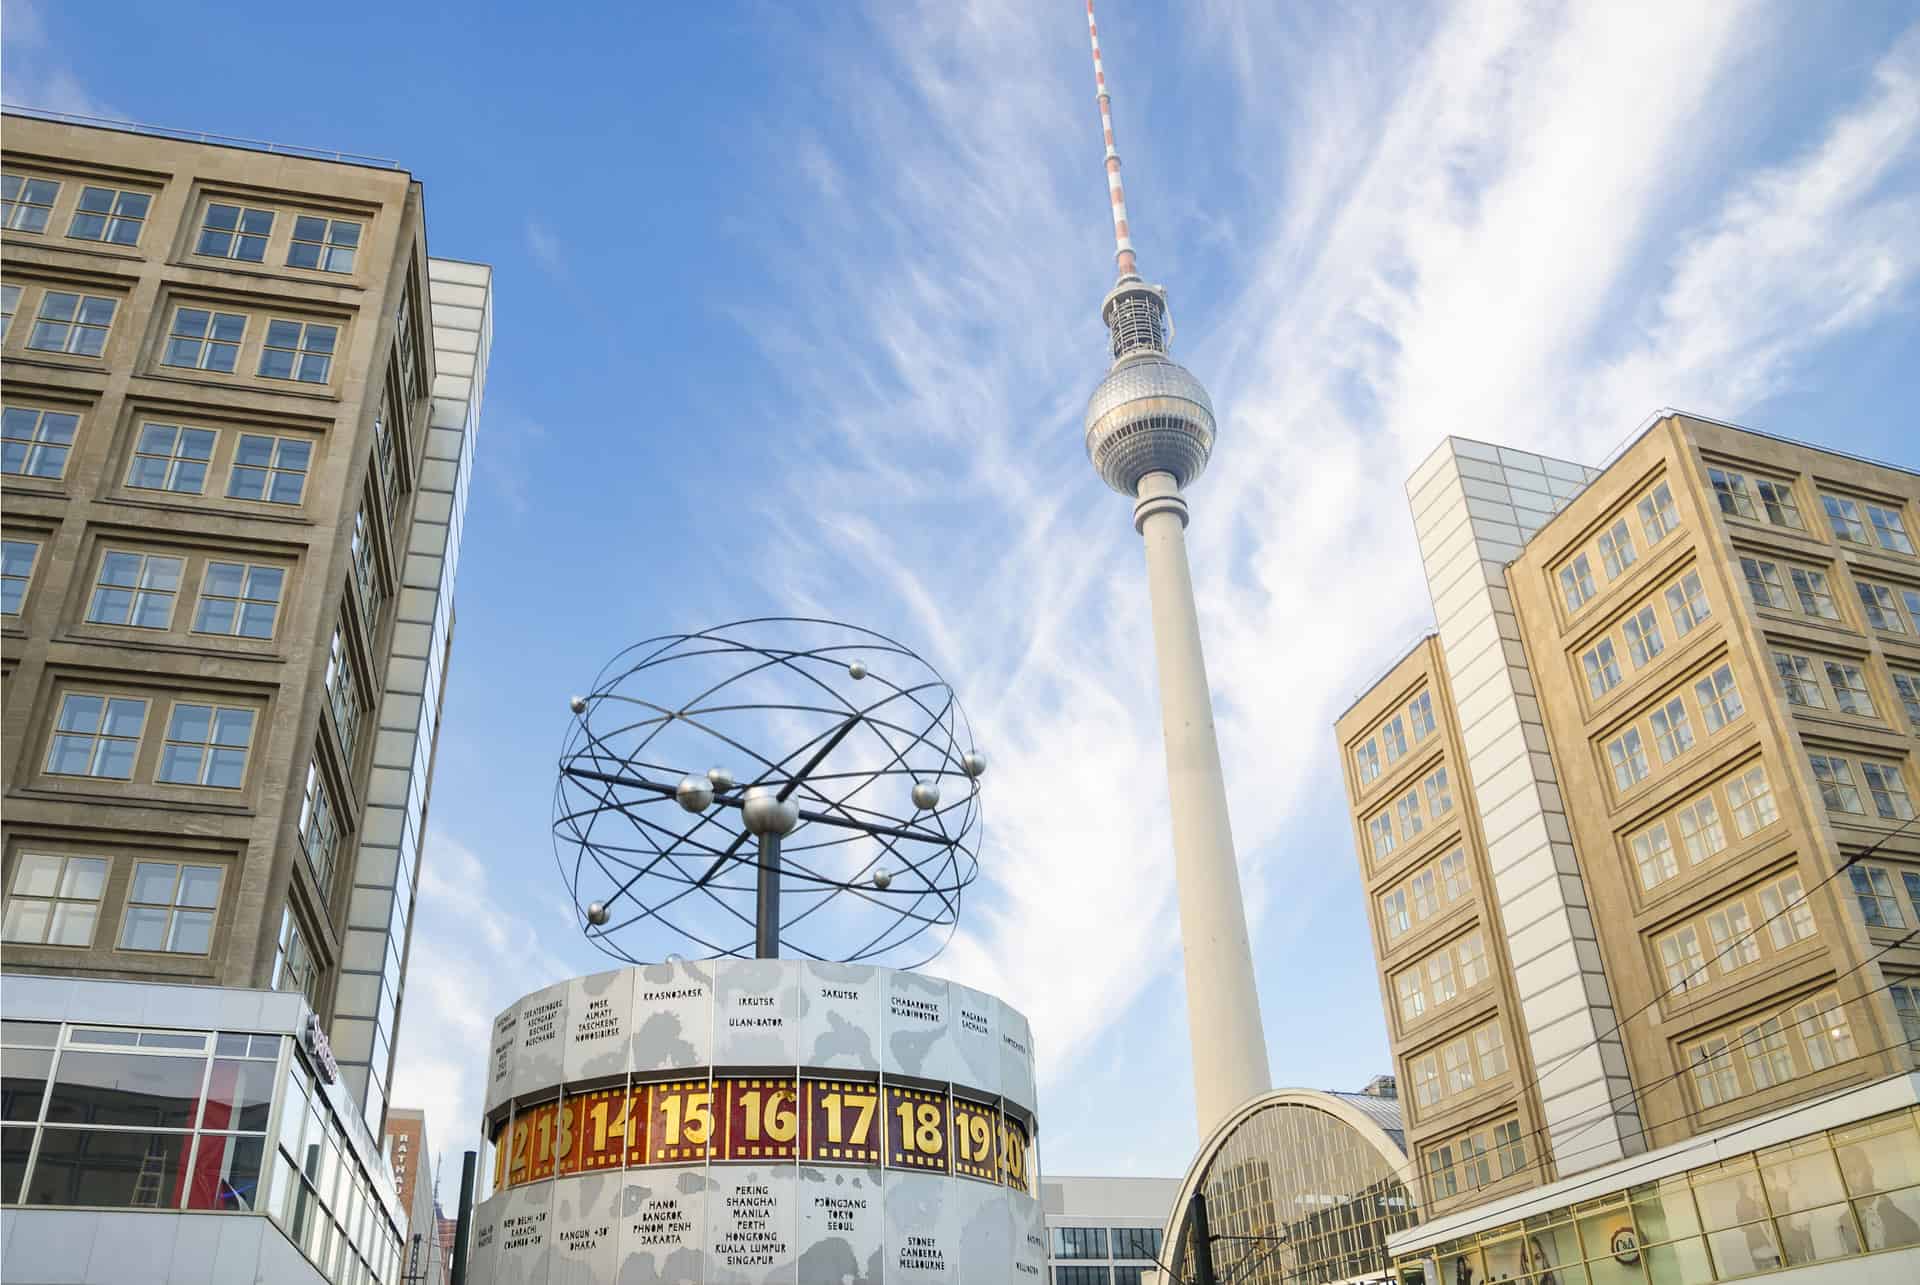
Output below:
[1337,414,1920,1283]
[1,110,491,1283]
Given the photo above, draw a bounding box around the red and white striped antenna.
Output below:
[1086,0,1138,279]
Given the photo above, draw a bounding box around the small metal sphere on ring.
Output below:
[961,751,987,779]
[911,781,941,811]
[675,776,714,813]
[707,766,734,791]
[873,868,892,890]
[586,902,610,926]
[848,659,867,680]
[568,695,588,715]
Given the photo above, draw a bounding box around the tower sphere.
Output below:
[1084,353,1217,496]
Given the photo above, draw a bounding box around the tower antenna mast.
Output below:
[1078,0,1272,1137]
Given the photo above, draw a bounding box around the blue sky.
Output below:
[9,0,1919,1180]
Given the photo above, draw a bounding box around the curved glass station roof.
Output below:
[1168,1088,1422,1285]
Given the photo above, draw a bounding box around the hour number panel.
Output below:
[884,1084,949,1174]
[802,1079,883,1166]
[717,1076,798,1161]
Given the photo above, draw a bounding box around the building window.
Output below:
[1424,767,1453,817]
[1053,1227,1108,1259]
[1706,901,1760,973]
[395,288,418,393]
[1598,519,1637,580]
[3,406,79,478]
[372,389,402,520]
[1474,1024,1508,1078]
[196,203,274,261]
[1443,1037,1474,1098]
[1607,728,1649,790]
[1810,754,1864,814]
[1709,468,1757,520]
[1410,870,1438,921]
[258,319,336,383]
[226,433,311,505]
[1382,715,1408,764]
[66,185,150,244]
[1740,1017,1796,1090]
[3,539,38,615]
[287,216,360,273]
[1456,933,1488,989]
[1740,558,1788,611]
[1409,691,1436,741]
[0,283,15,338]
[2,173,60,231]
[1380,889,1409,942]
[157,703,255,789]
[119,862,222,953]
[1822,495,1869,545]
[161,308,246,373]
[2,854,108,946]
[1413,1054,1441,1108]
[1110,1229,1161,1261]
[87,551,183,629]
[45,693,146,779]
[192,563,284,639]
[1755,478,1804,530]
[1397,790,1424,841]
[271,908,318,1006]
[1582,638,1622,699]
[1559,555,1596,612]
[1787,567,1840,621]
[1369,813,1395,860]
[26,292,115,356]
[1397,971,1426,1023]
[1759,875,1816,950]
[127,423,217,493]
[1440,848,1470,901]
[1695,664,1744,732]
[1677,796,1727,864]
[1726,766,1778,837]
[1861,761,1915,821]
[1638,482,1678,543]
[1891,984,1920,1049]
[1354,739,1381,785]
[1427,950,1458,1004]
[1794,995,1855,1070]
[1650,697,1694,763]
[1892,671,1920,728]
[1865,504,1913,554]
[1660,926,1708,991]
[1052,1264,1111,1285]
[1774,653,1824,708]
[1493,1121,1526,1177]
[1823,661,1875,717]
[1857,581,1907,634]
[298,759,338,897]
[322,627,363,757]
[1850,866,1904,929]
[1458,1132,1493,1189]
[1632,822,1678,890]
[1666,571,1710,635]
[1426,1145,1457,1200]
[1624,606,1664,667]
[1689,1038,1739,1107]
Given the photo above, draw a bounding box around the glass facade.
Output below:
[1177,1097,1419,1285]
[0,1016,403,1282]
[1049,1224,1164,1285]
[1395,1106,1920,1284]
[331,259,490,1133]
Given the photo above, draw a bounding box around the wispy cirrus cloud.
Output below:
[727,0,1920,1165]
[1,0,117,118]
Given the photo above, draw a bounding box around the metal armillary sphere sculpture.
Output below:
[553,617,986,968]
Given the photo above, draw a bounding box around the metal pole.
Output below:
[1191,1191,1219,1285]
[755,831,781,958]
[449,1150,476,1285]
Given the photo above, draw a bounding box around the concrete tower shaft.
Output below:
[1081,0,1271,1136]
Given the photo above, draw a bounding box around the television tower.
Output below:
[1080,0,1271,1136]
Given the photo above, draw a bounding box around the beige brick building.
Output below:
[1,107,491,1163]
[1339,415,1920,1283]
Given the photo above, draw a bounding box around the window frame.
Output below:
[44,692,149,780]
[1,852,110,948]
[160,306,248,375]
[155,700,257,790]
[65,184,152,246]
[117,860,225,955]
[24,290,117,358]
[85,549,185,631]
[194,201,276,263]
[1666,570,1711,636]
[191,561,286,641]
[257,318,338,384]
[1638,482,1678,544]
[2,405,80,480]
[2,172,61,232]
[2,537,41,616]
[1559,554,1596,613]
[126,422,218,495]
[226,433,312,506]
